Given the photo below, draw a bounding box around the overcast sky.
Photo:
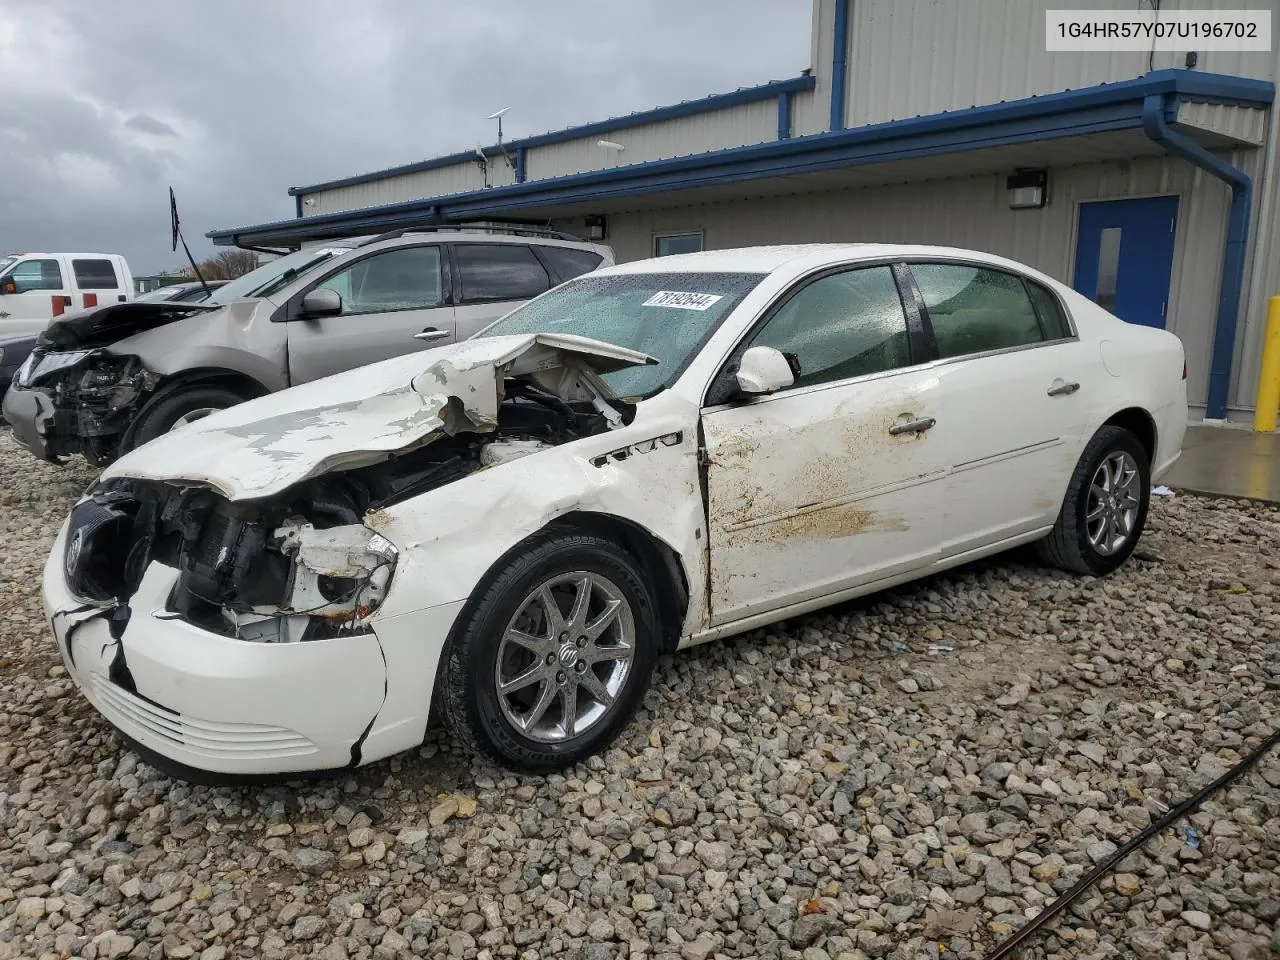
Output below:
[0,1,811,274]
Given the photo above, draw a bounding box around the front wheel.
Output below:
[124,384,249,452]
[440,532,658,772]
[1035,425,1151,576]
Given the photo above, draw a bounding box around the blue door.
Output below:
[1073,196,1179,328]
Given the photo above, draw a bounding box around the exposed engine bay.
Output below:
[63,381,614,641]
[16,349,159,463]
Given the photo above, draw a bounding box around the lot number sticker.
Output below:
[642,291,724,311]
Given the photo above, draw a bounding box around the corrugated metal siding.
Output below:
[601,153,1249,409]
[792,0,836,137]
[846,0,1277,129]
[523,100,779,181]
[301,162,516,216]
[1232,87,1279,413]
[1176,103,1268,146]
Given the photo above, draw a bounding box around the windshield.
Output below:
[135,286,184,302]
[0,256,16,277]
[202,246,352,307]
[477,271,766,397]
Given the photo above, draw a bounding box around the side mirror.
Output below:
[300,288,342,317]
[735,345,795,395]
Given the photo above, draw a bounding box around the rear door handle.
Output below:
[1047,380,1080,397]
[414,328,450,342]
[889,417,936,436]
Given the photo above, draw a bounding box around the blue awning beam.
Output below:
[1141,93,1253,421]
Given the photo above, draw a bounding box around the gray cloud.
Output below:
[0,0,810,273]
[125,114,178,136]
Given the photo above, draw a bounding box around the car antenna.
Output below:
[170,186,212,296]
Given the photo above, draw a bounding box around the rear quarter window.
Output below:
[72,259,120,289]
[537,246,605,284]
[1025,280,1073,340]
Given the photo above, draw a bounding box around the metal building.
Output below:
[209,0,1279,423]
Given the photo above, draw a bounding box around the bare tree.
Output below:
[185,250,259,281]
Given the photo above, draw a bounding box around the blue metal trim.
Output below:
[211,71,1273,247]
[777,91,793,140]
[515,147,527,184]
[1141,93,1252,420]
[294,194,303,219]
[829,0,850,131]
[285,75,818,197]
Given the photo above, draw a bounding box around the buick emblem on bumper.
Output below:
[65,528,84,579]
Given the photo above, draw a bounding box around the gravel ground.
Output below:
[0,428,1277,960]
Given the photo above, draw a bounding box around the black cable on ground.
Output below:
[982,727,1280,960]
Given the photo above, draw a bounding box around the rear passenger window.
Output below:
[538,246,604,283]
[750,266,912,388]
[455,245,551,302]
[912,264,1043,358]
[72,259,119,289]
[1026,280,1072,340]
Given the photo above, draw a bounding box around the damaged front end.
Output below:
[65,479,400,644]
[3,301,209,463]
[63,335,638,640]
[6,350,159,463]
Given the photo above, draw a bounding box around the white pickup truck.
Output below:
[0,253,134,337]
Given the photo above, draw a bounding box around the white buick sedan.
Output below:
[43,244,1187,779]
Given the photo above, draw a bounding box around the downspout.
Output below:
[294,194,304,218]
[1142,93,1252,420]
[829,0,850,131]
[778,90,793,140]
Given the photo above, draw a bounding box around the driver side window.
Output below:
[750,265,912,389]
[7,259,64,293]
[317,246,442,316]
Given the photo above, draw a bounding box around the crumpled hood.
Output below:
[39,300,218,350]
[101,333,655,501]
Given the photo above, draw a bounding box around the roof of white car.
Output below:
[597,243,1018,276]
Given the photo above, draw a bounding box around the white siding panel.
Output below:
[302,162,516,216]
[846,0,1277,129]
[1176,102,1268,146]
[523,100,779,181]
[603,154,1246,409]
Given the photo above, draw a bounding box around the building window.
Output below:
[654,233,703,257]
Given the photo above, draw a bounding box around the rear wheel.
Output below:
[125,384,249,452]
[440,532,658,772]
[1035,425,1150,576]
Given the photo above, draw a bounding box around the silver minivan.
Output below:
[2,228,614,464]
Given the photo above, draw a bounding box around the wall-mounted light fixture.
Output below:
[584,215,607,241]
[1006,168,1049,209]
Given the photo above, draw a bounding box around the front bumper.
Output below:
[2,382,57,460]
[43,519,398,777]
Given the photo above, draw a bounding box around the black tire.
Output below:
[1035,425,1150,576]
[125,384,248,452]
[440,532,659,772]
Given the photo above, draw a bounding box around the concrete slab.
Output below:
[1162,424,1280,502]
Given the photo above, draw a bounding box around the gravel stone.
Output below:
[0,432,1275,959]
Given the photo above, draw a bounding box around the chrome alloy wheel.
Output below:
[494,571,635,743]
[1086,450,1141,556]
[169,407,219,431]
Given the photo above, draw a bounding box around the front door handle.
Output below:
[1047,380,1080,397]
[414,328,450,342]
[889,416,936,436]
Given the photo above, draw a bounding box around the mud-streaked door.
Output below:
[700,264,948,625]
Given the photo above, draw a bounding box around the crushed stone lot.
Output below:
[0,428,1276,960]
